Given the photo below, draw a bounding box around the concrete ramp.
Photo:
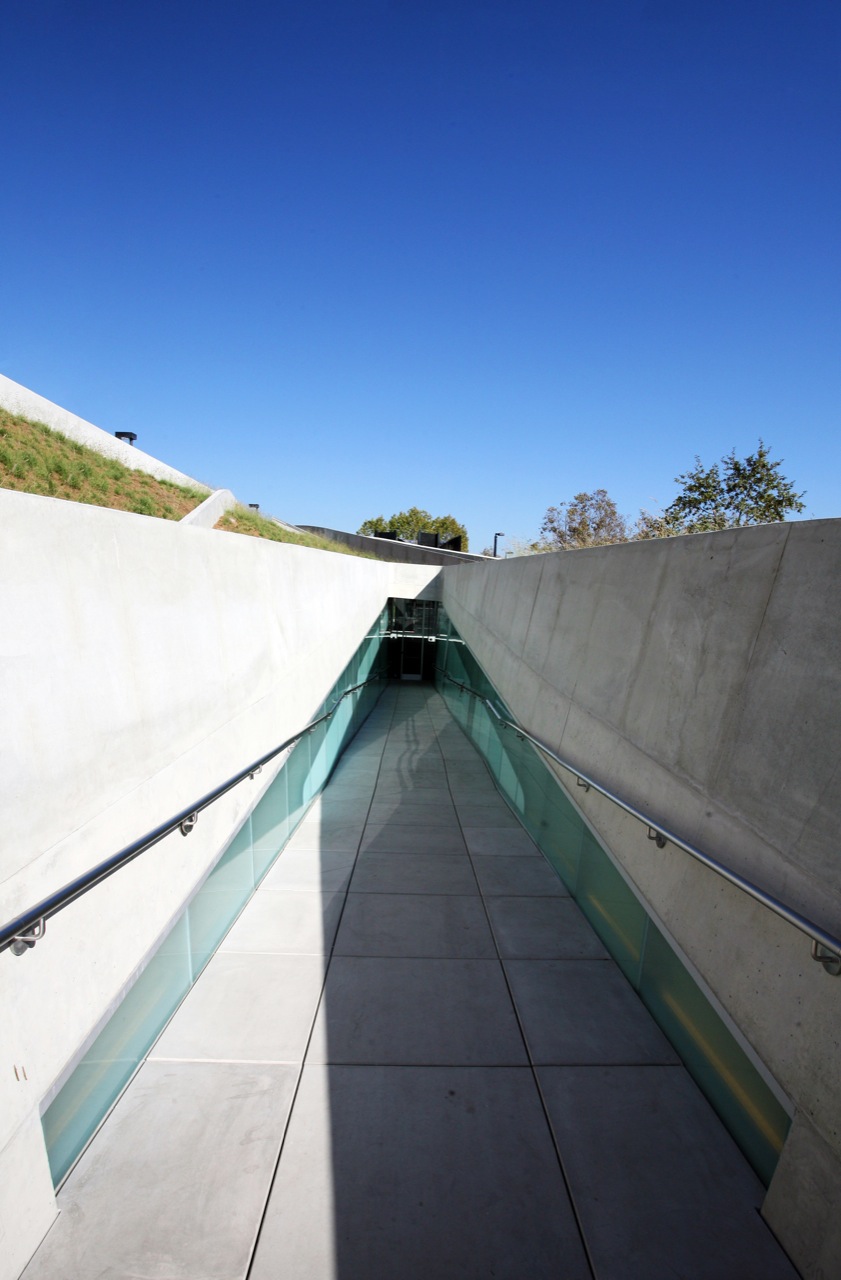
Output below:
[22,687,795,1280]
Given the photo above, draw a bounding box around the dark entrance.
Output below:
[387,598,440,681]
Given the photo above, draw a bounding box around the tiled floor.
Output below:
[23,685,797,1280]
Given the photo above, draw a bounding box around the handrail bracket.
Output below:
[811,941,841,976]
[1,670,386,959]
[437,667,841,981]
[11,918,46,957]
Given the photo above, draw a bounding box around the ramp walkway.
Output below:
[23,685,796,1280]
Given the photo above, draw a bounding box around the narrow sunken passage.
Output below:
[23,686,797,1280]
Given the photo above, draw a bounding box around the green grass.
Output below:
[0,407,383,558]
[214,505,376,557]
[0,408,207,519]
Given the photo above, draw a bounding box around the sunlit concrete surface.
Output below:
[0,483,440,1268]
[441,524,841,1275]
[22,687,797,1280]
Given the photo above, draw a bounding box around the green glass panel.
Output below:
[302,733,319,807]
[188,818,254,974]
[639,923,790,1185]
[449,647,468,685]
[574,830,648,983]
[331,695,354,753]
[483,722,506,782]
[285,738,310,830]
[307,721,331,797]
[42,913,192,1186]
[251,771,289,879]
[500,733,546,813]
[436,605,791,1186]
[466,700,490,753]
[42,622,390,1190]
[534,786,583,889]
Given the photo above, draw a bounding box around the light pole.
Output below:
[493,532,505,558]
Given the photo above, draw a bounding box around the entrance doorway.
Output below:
[387,598,440,681]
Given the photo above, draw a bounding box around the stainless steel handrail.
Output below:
[1,672,384,958]
[440,671,841,974]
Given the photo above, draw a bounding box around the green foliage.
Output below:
[216,506,376,557]
[480,536,549,557]
[662,441,805,534]
[358,506,469,550]
[540,490,629,550]
[539,443,804,553]
[633,510,674,540]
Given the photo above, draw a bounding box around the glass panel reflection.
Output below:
[639,922,790,1185]
[434,606,790,1185]
[42,604,390,1187]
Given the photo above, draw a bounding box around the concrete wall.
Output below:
[180,488,238,528]
[0,489,439,1279]
[299,524,488,566]
[0,374,210,492]
[441,520,841,1279]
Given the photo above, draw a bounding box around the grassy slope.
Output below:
[0,407,207,518]
[214,505,375,557]
[0,408,376,557]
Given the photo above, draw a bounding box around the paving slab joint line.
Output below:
[243,686,401,1280]
[433,695,600,1280]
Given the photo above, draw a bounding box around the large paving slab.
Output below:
[453,799,521,827]
[260,846,356,894]
[151,952,327,1063]
[349,851,479,895]
[283,818,367,851]
[248,1065,591,1280]
[23,684,798,1280]
[505,959,679,1064]
[334,892,497,957]
[307,957,529,1065]
[360,821,467,855]
[368,797,458,825]
[471,852,568,896]
[462,826,541,857]
[539,1064,799,1279]
[373,775,451,795]
[23,1061,298,1280]
[220,888,344,955]
[487,896,610,958]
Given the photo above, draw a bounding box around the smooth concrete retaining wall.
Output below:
[0,490,438,1280]
[299,524,487,565]
[0,374,210,492]
[180,487,238,528]
[441,520,841,1279]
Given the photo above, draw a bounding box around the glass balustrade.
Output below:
[42,606,389,1186]
[434,607,790,1186]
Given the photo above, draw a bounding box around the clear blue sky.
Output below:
[3,1,838,551]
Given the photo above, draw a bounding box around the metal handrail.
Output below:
[440,671,841,975]
[1,672,384,958]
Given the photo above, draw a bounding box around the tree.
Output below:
[536,443,804,554]
[358,507,469,550]
[480,536,550,557]
[633,509,676,540]
[540,490,629,550]
[662,441,805,534]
